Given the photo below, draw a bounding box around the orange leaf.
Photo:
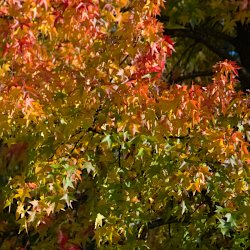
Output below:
[242,143,249,155]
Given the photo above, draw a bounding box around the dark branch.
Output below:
[148,216,190,230]
[163,28,235,61]
[119,54,129,67]
[163,41,197,82]
[166,135,190,139]
[157,15,170,23]
[0,15,13,20]
[196,27,235,44]
[170,70,214,84]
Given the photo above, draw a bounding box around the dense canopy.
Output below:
[0,0,249,249]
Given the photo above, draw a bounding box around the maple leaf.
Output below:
[14,188,31,203]
[83,162,95,174]
[58,230,68,246]
[60,193,75,208]
[27,210,37,223]
[16,203,25,220]
[95,213,105,229]
[30,200,39,209]
[63,176,75,190]
[164,35,175,53]
[38,0,49,10]
[0,0,249,249]
[102,134,112,148]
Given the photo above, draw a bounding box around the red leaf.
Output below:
[58,230,68,247]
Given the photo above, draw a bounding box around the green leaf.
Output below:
[63,176,75,190]
[102,134,112,148]
[83,162,95,174]
[60,193,75,208]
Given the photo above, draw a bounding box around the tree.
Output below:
[159,0,250,90]
[0,0,249,249]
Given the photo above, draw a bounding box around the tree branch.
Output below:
[197,27,235,44]
[0,15,13,20]
[163,28,235,61]
[157,15,170,23]
[148,216,190,230]
[163,41,197,82]
[170,70,214,84]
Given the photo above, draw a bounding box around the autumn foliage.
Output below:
[0,0,249,249]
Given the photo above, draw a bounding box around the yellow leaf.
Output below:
[195,179,201,193]
[95,213,105,229]
[16,203,25,220]
[0,63,10,77]
[118,0,128,8]
[14,188,31,202]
